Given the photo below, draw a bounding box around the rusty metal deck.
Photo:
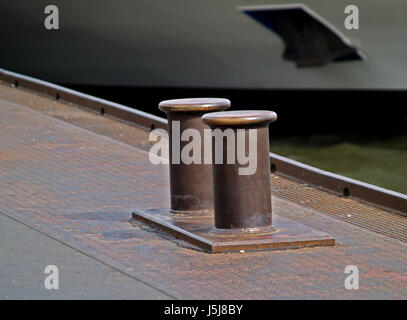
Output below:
[1,81,407,299]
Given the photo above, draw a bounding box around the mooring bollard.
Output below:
[159,98,230,213]
[202,110,277,230]
[134,107,334,252]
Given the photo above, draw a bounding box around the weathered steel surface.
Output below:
[0,83,407,298]
[270,175,407,243]
[132,208,334,252]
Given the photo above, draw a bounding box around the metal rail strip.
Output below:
[1,67,406,215]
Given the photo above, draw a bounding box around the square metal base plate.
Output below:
[132,208,335,253]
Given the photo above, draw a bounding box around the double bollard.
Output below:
[133,97,334,253]
[159,98,277,232]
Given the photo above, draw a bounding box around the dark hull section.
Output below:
[64,83,407,137]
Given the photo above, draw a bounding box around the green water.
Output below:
[271,134,407,195]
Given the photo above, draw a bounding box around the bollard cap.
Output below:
[202,110,277,127]
[159,98,230,113]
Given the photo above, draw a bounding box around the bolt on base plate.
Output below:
[132,208,335,253]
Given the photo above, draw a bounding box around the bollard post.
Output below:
[202,110,277,231]
[133,107,334,253]
[158,98,230,213]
